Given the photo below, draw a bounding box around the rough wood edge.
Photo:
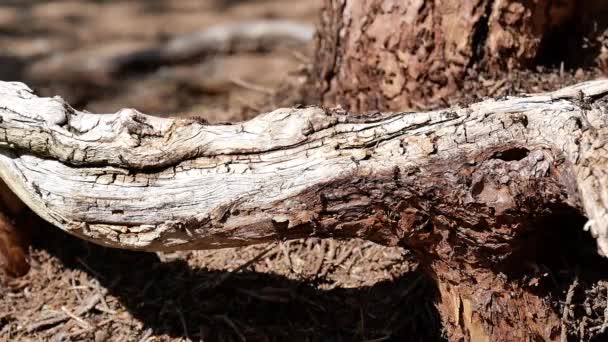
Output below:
[1,80,608,256]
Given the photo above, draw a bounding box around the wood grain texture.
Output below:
[1,80,608,258]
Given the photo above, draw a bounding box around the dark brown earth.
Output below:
[1,1,608,341]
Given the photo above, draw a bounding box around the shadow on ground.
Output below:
[29,221,444,341]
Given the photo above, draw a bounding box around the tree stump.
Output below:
[310,0,607,112]
[306,1,608,339]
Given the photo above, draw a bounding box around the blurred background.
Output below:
[0,1,438,341]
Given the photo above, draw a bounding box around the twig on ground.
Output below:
[230,77,275,95]
[280,242,293,270]
[590,281,608,335]
[94,282,114,314]
[319,239,336,278]
[176,306,189,340]
[65,327,95,339]
[201,243,278,290]
[488,79,507,96]
[69,274,83,303]
[138,328,153,342]
[94,304,116,315]
[561,275,579,342]
[75,257,105,280]
[363,336,392,342]
[235,288,290,303]
[60,306,91,330]
[27,293,102,332]
[312,240,326,277]
[217,315,246,342]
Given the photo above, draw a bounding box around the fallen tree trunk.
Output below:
[2,80,608,340]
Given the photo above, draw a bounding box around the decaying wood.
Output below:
[310,0,608,112]
[3,79,608,340]
[0,79,608,254]
[303,1,608,338]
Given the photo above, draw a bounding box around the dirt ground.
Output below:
[1,1,608,341]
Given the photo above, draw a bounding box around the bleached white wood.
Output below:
[1,80,608,255]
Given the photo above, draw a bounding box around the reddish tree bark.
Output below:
[310,0,606,113]
[0,180,30,278]
[307,1,608,340]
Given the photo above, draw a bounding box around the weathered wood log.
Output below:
[0,80,608,255]
[3,79,608,340]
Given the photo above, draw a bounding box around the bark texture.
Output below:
[3,80,608,340]
[305,2,608,339]
[310,0,607,112]
[1,80,607,253]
